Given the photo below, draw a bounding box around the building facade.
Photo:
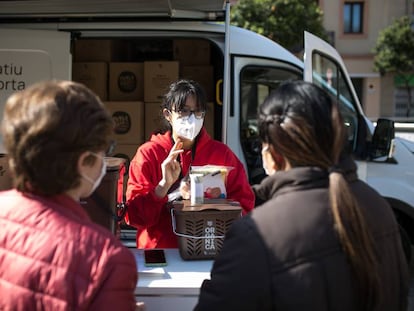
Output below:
[318,0,412,119]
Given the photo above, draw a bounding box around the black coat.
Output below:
[195,159,409,311]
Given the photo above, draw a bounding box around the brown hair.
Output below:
[2,80,113,196]
[258,81,380,310]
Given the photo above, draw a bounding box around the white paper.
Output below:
[201,171,226,197]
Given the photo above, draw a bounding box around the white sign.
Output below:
[0,49,52,153]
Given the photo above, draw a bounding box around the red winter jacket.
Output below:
[125,128,255,249]
[0,190,138,311]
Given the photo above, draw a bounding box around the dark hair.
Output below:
[2,80,113,196]
[162,79,207,112]
[156,79,207,133]
[258,80,379,310]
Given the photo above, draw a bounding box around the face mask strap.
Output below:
[81,151,107,192]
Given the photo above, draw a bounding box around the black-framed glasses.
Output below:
[171,108,205,120]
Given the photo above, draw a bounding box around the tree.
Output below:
[230,0,327,53]
[373,15,414,117]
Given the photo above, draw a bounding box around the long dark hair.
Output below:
[258,81,380,310]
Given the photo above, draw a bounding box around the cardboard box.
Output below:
[173,39,211,65]
[104,101,145,144]
[144,61,179,102]
[72,62,108,100]
[112,143,140,163]
[109,63,144,101]
[181,65,214,101]
[74,39,125,62]
[144,102,165,140]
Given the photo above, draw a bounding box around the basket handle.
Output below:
[170,209,226,239]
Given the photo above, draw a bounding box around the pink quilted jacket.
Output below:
[0,190,138,311]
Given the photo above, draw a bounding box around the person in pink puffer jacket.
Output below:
[0,81,141,311]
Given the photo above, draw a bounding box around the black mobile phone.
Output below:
[144,249,167,267]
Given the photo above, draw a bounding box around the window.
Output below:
[239,66,301,183]
[311,53,359,152]
[343,2,363,33]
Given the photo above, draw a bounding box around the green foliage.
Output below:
[373,16,414,117]
[373,16,414,76]
[230,0,327,52]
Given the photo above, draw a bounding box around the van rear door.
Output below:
[303,31,370,169]
[303,31,362,114]
[0,28,71,152]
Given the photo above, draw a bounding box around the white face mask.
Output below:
[172,114,204,141]
[81,152,107,194]
[261,145,276,176]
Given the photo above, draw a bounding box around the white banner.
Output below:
[0,49,52,152]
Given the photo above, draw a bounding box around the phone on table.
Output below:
[144,249,167,267]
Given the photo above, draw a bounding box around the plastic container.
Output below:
[190,173,204,205]
[190,165,233,198]
[171,199,242,260]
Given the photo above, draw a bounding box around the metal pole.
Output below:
[222,0,231,144]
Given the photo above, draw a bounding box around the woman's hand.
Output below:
[155,140,184,198]
[161,139,184,186]
[179,179,190,200]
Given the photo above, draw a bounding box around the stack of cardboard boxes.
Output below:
[174,39,215,137]
[144,61,179,142]
[72,38,215,163]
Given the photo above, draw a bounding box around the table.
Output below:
[132,248,213,311]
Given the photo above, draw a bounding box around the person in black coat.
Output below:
[194,81,409,311]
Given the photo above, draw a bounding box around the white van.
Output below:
[1,1,413,248]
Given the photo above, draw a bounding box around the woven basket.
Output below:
[171,199,242,260]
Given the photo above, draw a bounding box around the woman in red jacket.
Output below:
[0,81,140,311]
[125,79,255,249]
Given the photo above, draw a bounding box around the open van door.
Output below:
[303,31,372,179]
[303,31,365,117]
[0,28,71,152]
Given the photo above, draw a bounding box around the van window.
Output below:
[310,52,359,152]
[239,66,301,184]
